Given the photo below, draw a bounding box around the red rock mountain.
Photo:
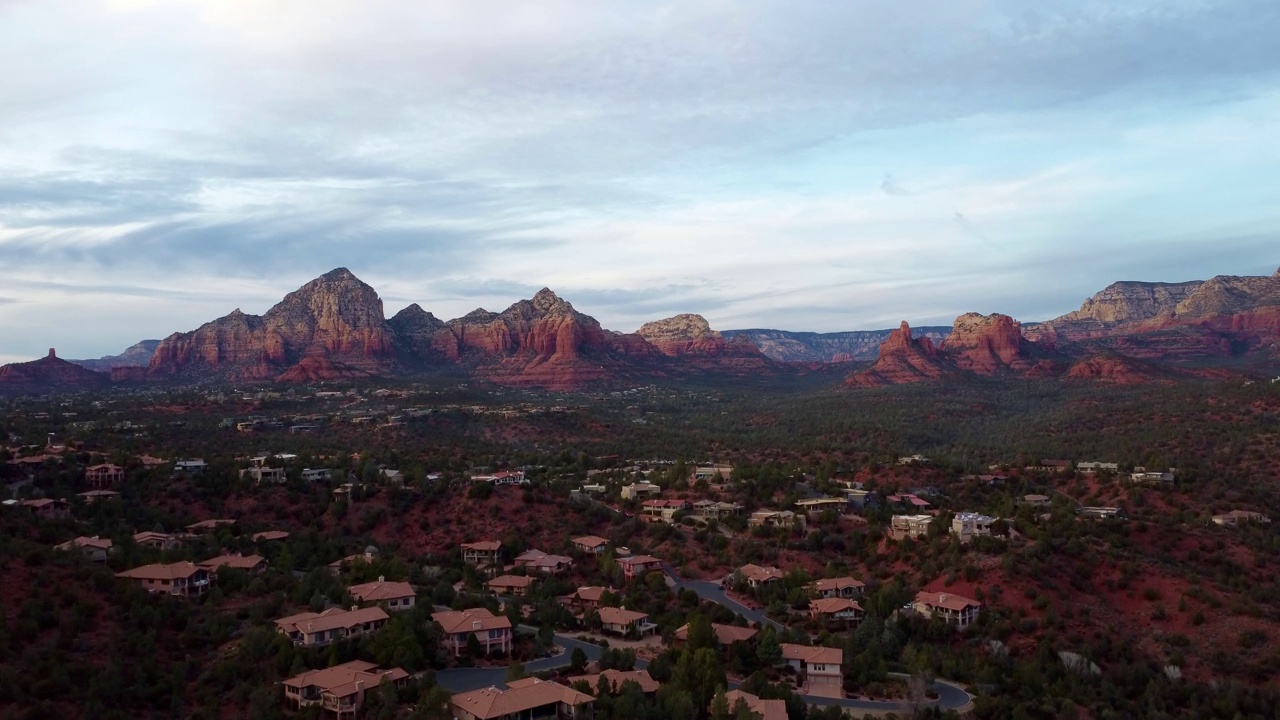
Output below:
[0,349,111,392]
[148,268,396,381]
[846,322,950,387]
[940,313,1059,375]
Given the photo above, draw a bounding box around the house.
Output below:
[795,497,849,518]
[641,499,689,522]
[810,576,865,599]
[281,660,408,718]
[1077,462,1119,473]
[85,463,124,489]
[186,519,236,533]
[133,530,183,551]
[573,669,659,696]
[301,468,333,482]
[886,493,932,511]
[842,489,879,511]
[597,607,657,636]
[572,536,609,555]
[950,512,995,543]
[890,514,933,540]
[240,466,286,484]
[724,690,787,720]
[809,597,864,626]
[54,535,113,562]
[513,549,575,575]
[449,678,594,720]
[462,541,503,572]
[737,564,785,589]
[22,498,71,520]
[172,459,207,474]
[487,574,536,596]
[330,546,380,572]
[253,530,290,542]
[1023,494,1051,507]
[1212,510,1271,526]
[673,622,757,649]
[748,509,805,531]
[470,470,528,486]
[199,553,269,574]
[690,464,733,483]
[1079,506,1122,520]
[691,500,743,520]
[380,469,405,486]
[432,608,513,656]
[620,482,661,501]
[348,577,416,612]
[275,606,390,647]
[117,561,212,598]
[1026,459,1072,474]
[564,586,610,613]
[617,555,663,582]
[76,489,120,504]
[1131,470,1176,485]
[897,454,930,465]
[913,591,982,629]
[780,644,843,698]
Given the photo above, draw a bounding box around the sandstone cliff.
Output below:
[71,340,161,372]
[845,322,950,387]
[723,327,950,362]
[0,349,111,392]
[940,312,1058,375]
[149,268,396,381]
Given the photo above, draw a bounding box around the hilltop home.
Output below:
[748,509,805,531]
[173,459,208,474]
[1079,506,1122,520]
[780,644,843,698]
[573,669,659,696]
[572,536,609,555]
[617,555,663,583]
[1022,494,1051,507]
[199,553,268,574]
[275,606,390,647]
[487,574,536,597]
[564,586,610,613]
[690,464,733,483]
[117,561,212,598]
[673,622,757,649]
[240,466,286,484]
[1212,510,1271,526]
[737,563,785,589]
[597,607,657,636]
[795,497,849,518]
[54,535,113,562]
[912,591,982,629]
[301,468,333,482]
[724,691,787,720]
[22,498,70,520]
[1077,462,1119,473]
[77,489,120,504]
[514,549,575,575]
[348,577,416,612]
[281,660,408,719]
[1026,459,1072,474]
[809,597,864,626]
[620,482,661,500]
[85,463,124,489]
[186,519,236,533]
[890,514,934,541]
[448,678,594,720]
[132,530,184,551]
[886,493,932,511]
[692,500,743,520]
[1131,470,1176,485]
[810,576,865,599]
[470,470,528,486]
[432,608,513,657]
[462,541,503,573]
[641,499,689,522]
[950,512,995,543]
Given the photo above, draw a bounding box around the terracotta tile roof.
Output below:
[488,575,536,591]
[349,579,415,603]
[198,554,267,571]
[572,535,608,548]
[574,669,659,694]
[282,660,407,697]
[449,679,593,720]
[597,607,648,626]
[77,490,120,498]
[132,531,179,544]
[674,622,758,645]
[570,586,608,603]
[739,564,784,583]
[462,540,502,551]
[252,530,290,542]
[186,519,236,531]
[431,608,512,635]
[812,576,864,593]
[914,590,981,612]
[276,606,389,635]
[725,690,787,720]
[617,555,661,567]
[117,561,206,581]
[781,643,843,666]
[810,598,863,615]
[56,536,113,552]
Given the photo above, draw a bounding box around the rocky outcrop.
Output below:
[1066,355,1159,385]
[846,322,950,387]
[1053,281,1203,326]
[0,349,111,393]
[70,340,161,372]
[940,313,1058,374]
[636,314,724,356]
[149,268,396,381]
[388,304,453,363]
[724,327,950,362]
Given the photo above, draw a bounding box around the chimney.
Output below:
[377,575,385,583]
[352,605,358,612]
[473,621,482,630]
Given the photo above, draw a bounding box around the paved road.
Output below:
[661,562,783,631]
[436,628,651,693]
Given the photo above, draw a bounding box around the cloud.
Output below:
[880,173,910,196]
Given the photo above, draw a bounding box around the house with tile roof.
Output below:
[571,535,609,555]
[809,597,864,626]
[449,678,594,720]
[780,643,843,698]
[673,622,758,649]
[810,576,865,599]
[281,660,408,719]
[54,535,113,562]
[913,591,982,629]
[737,563,785,589]
[275,606,390,647]
[597,607,657,637]
[199,553,268,574]
[487,574,537,597]
[725,690,787,720]
[617,555,662,583]
[85,463,124,489]
[573,669,659,696]
[117,561,212,598]
[348,577,416,612]
[432,608,514,657]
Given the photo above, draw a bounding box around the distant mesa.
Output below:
[0,347,110,391]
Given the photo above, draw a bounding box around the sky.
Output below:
[2,0,1279,363]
